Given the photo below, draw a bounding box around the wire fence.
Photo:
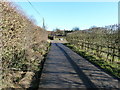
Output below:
[67,24,120,64]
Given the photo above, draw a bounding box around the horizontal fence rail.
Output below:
[67,25,120,65]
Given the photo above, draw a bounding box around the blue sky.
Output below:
[15,2,118,31]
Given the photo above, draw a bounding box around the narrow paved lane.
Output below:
[39,43,119,88]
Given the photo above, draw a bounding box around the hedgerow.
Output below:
[0,1,48,88]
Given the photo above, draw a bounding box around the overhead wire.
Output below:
[26,0,43,18]
[26,0,45,28]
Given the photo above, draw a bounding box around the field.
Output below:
[66,25,120,79]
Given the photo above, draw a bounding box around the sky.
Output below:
[14,2,118,31]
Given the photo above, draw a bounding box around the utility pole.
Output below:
[42,18,46,29]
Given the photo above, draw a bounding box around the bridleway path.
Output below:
[39,43,119,89]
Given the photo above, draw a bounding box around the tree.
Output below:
[89,25,97,29]
[54,28,64,36]
[72,27,80,31]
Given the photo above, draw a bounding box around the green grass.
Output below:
[64,43,120,80]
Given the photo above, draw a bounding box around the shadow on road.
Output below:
[28,43,119,89]
[56,43,98,89]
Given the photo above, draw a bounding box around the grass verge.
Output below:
[64,43,120,80]
[28,43,51,89]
